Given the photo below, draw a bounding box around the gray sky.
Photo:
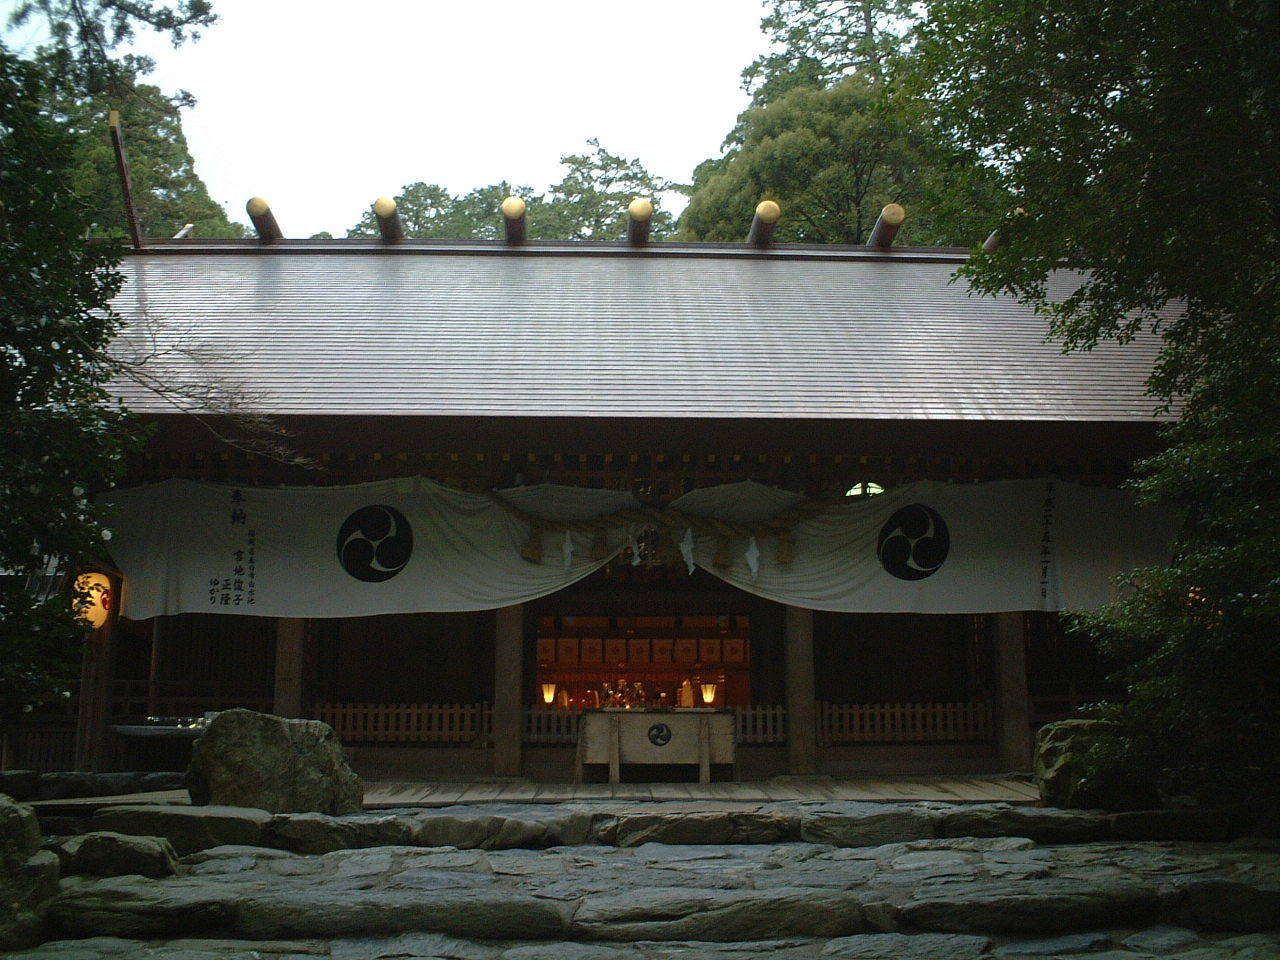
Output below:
[47,0,769,237]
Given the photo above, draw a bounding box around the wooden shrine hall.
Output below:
[47,194,1173,784]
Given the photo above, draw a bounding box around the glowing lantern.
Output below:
[74,572,113,631]
[700,682,717,705]
[541,682,557,705]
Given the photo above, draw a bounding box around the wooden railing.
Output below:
[2,717,77,772]
[733,704,786,743]
[315,702,492,745]
[819,701,994,744]
[310,701,993,748]
[524,707,580,744]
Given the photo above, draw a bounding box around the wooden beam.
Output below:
[867,202,906,249]
[627,197,654,246]
[373,197,404,242]
[108,110,143,248]
[501,195,527,244]
[747,200,781,247]
[784,605,817,775]
[246,197,284,243]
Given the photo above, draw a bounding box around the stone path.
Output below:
[13,800,1279,959]
[28,775,1043,814]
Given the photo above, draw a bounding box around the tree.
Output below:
[2,0,222,717]
[741,0,919,101]
[347,143,677,241]
[539,139,678,241]
[47,64,245,239]
[0,46,137,716]
[347,182,540,240]
[7,0,215,95]
[679,76,1005,245]
[911,0,1280,801]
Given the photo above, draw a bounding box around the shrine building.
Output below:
[47,198,1177,784]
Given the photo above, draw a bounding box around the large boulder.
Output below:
[186,709,362,815]
[1,792,61,950]
[1034,718,1159,810]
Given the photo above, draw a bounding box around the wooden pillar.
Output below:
[74,573,121,773]
[273,618,307,718]
[493,604,524,777]
[147,616,164,716]
[784,605,818,775]
[992,612,1034,770]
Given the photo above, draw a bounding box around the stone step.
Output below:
[66,800,1264,858]
[40,836,1280,945]
[10,930,1280,959]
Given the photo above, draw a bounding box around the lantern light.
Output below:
[700,682,717,705]
[74,572,113,631]
[541,682,557,705]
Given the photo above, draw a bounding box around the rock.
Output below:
[264,812,416,854]
[36,772,147,801]
[88,804,270,856]
[822,932,991,958]
[234,887,571,941]
[1,792,61,950]
[0,771,38,802]
[186,708,362,815]
[994,931,1113,955]
[614,812,798,847]
[899,878,1161,934]
[412,811,597,850]
[572,887,867,940]
[800,806,938,847]
[1121,925,1202,952]
[1034,719,1158,811]
[1168,878,1280,932]
[936,804,1110,844]
[55,831,178,878]
[45,874,242,938]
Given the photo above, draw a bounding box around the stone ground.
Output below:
[11,800,1280,959]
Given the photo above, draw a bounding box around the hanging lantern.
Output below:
[74,572,113,631]
[699,681,717,706]
[541,682,557,705]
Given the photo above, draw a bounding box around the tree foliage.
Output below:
[743,0,918,95]
[7,0,215,95]
[43,62,244,239]
[348,141,677,241]
[680,75,1004,245]
[911,0,1280,801]
[0,47,138,716]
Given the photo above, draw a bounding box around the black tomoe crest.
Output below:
[337,505,413,582]
[877,504,949,580]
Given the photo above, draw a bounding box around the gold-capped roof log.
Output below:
[245,197,283,243]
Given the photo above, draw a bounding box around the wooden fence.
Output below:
[733,704,786,743]
[2,717,77,772]
[311,701,992,748]
[818,701,994,744]
[524,707,580,744]
[315,703,492,745]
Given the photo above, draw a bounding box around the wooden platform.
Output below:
[31,775,1039,813]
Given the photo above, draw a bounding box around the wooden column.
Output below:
[992,612,1034,770]
[74,573,121,773]
[147,616,164,716]
[273,618,307,718]
[784,605,818,775]
[493,604,524,777]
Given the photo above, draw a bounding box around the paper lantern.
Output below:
[74,572,113,631]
